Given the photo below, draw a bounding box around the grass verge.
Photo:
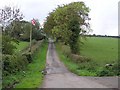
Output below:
[55,38,119,76]
[56,43,97,76]
[3,41,48,89]
[15,41,48,88]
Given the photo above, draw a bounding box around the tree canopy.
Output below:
[44,2,91,54]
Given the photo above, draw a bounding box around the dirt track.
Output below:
[42,41,118,89]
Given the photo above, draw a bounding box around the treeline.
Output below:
[86,34,120,38]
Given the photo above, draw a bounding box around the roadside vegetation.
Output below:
[1,1,119,89]
[3,40,48,88]
[15,41,48,88]
[13,41,29,52]
[56,37,119,76]
[1,6,47,89]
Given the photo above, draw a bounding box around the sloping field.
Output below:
[81,37,118,65]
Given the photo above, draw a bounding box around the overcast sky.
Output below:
[0,0,119,36]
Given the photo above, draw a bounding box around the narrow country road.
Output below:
[42,40,118,89]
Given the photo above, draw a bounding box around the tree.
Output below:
[19,19,45,41]
[2,33,16,55]
[0,6,24,54]
[44,2,91,54]
[44,12,57,37]
[0,6,23,33]
[19,21,31,41]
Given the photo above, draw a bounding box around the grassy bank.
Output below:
[13,41,29,52]
[56,37,119,76]
[3,41,48,88]
[15,41,48,88]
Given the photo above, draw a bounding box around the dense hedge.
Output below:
[2,40,42,76]
[97,61,120,76]
[2,54,29,76]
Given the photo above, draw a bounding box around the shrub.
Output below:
[97,68,114,76]
[2,54,29,76]
[111,61,120,76]
[76,61,97,72]
[22,52,32,63]
[70,54,91,63]
[96,62,119,76]
[2,35,17,55]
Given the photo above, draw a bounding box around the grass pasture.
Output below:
[56,37,119,76]
[13,41,29,52]
[81,37,118,65]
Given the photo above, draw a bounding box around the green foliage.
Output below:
[44,2,91,54]
[56,43,97,76]
[32,29,45,40]
[68,17,80,53]
[97,61,120,76]
[10,21,23,39]
[18,20,45,41]
[56,37,119,76]
[44,12,57,37]
[2,54,29,76]
[2,34,17,55]
[15,41,48,88]
[2,40,40,77]
[22,53,32,63]
[19,21,31,41]
[2,41,48,88]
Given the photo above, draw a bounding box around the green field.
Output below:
[81,37,118,65]
[13,41,29,52]
[56,37,119,76]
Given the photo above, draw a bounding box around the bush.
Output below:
[2,35,17,55]
[96,62,120,76]
[70,54,91,63]
[97,68,114,76]
[22,52,32,63]
[2,54,29,76]
[3,40,42,76]
[112,61,120,76]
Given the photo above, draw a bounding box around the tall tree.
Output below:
[44,2,91,54]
